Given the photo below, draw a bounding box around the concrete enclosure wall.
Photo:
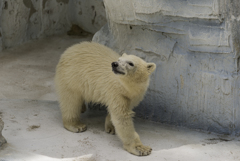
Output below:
[1,0,240,135]
[0,0,106,51]
[93,0,240,135]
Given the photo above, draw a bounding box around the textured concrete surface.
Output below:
[0,0,106,50]
[0,118,6,147]
[0,35,240,161]
[93,0,240,135]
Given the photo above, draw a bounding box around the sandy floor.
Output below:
[0,35,240,161]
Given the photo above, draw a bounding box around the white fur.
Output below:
[55,42,156,156]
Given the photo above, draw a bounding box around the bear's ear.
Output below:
[147,63,156,73]
[122,53,128,56]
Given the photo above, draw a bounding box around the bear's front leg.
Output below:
[58,89,87,133]
[109,109,152,156]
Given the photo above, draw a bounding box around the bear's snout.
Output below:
[112,62,118,68]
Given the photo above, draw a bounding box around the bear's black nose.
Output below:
[112,62,118,68]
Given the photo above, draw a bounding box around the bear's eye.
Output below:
[128,62,134,66]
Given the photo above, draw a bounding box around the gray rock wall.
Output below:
[0,0,106,50]
[0,118,6,147]
[93,0,240,135]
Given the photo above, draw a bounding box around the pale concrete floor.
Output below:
[0,35,240,161]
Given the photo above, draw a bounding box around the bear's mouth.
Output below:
[112,68,125,75]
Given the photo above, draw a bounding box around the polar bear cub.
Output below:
[55,42,156,156]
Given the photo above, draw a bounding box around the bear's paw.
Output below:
[135,145,152,156]
[105,124,115,135]
[124,144,152,156]
[64,122,87,133]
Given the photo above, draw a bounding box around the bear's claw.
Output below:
[136,145,152,156]
[124,144,152,156]
[64,122,87,133]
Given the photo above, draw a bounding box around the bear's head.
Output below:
[111,53,156,83]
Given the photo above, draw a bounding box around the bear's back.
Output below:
[60,42,119,66]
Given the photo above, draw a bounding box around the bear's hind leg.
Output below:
[59,90,87,133]
[81,103,87,113]
[105,113,115,135]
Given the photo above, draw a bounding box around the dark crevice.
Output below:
[3,1,8,10]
